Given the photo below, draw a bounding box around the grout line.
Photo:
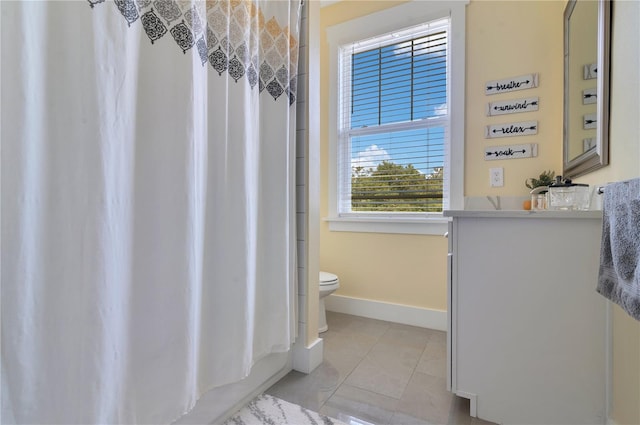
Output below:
[319,312,474,424]
[319,312,392,410]
[319,313,385,409]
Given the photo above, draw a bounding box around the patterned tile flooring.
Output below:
[266,312,495,425]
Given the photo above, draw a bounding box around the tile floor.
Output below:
[266,312,495,425]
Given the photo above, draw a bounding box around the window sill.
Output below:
[324,215,450,235]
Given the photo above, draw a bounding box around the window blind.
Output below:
[338,19,449,213]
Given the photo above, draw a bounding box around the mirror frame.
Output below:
[563,0,611,179]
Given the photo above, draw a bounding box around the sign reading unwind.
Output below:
[486,97,539,116]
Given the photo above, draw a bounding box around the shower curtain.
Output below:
[1,0,300,423]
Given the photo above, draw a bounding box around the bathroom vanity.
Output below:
[445,210,608,424]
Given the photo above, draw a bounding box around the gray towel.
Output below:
[597,178,640,321]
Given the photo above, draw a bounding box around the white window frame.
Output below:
[325,0,467,235]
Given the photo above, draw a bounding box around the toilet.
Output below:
[318,271,340,333]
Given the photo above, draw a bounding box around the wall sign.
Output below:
[485,121,538,138]
[486,97,539,116]
[582,88,597,105]
[485,73,539,95]
[583,138,596,152]
[583,113,597,129]
[485,143,538,160]
[583,63,597,80]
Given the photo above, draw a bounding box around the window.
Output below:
[326,1,466,234]
[340,20,448,214]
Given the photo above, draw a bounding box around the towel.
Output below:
[597,178,640,321]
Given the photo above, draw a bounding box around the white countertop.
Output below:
[443,209,603,219]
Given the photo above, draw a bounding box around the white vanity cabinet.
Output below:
[445,210,608,425]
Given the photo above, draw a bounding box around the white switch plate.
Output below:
[490,167,504,187]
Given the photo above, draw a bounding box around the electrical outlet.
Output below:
[490,167,504,187]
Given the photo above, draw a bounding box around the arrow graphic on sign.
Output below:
[484,143,538,160]
[492,100,538,111]
[485,149,527,157]
[492,125,537,134]
[486,74,538,95]
[486,79,531,91]
[487,97,539,116]
[486,121,538,138]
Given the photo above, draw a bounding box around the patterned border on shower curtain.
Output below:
[88,0,299,104]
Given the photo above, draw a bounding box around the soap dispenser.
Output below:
[529,186,548,210]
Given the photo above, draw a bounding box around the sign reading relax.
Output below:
[485,121,538,139]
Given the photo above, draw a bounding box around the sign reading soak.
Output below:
[485,121,538,138]
[486,97,539,116]
[485,73,539,95]
[485,143,538,160]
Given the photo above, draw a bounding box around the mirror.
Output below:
[563,0,611,178]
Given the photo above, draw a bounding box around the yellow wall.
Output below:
[574,1,640,423]
[465,0,564,196]
[319,0,448,312]
[321,231,449,310]
[319,1,639,423]
[320,0,563,311]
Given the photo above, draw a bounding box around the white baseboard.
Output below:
[324,294,447,331]
[292,337,323,374]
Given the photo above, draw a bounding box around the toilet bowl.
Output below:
[319,271,340,333]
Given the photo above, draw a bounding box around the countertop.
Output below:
[443,209,603,219]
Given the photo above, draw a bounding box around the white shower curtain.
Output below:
[1,0,300,423]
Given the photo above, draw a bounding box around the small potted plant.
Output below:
[524,170,555,210]
[525,170,555,190]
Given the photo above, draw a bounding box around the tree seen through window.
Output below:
[344,25,448,213]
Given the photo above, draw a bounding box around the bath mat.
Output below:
[222,394,347,425]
